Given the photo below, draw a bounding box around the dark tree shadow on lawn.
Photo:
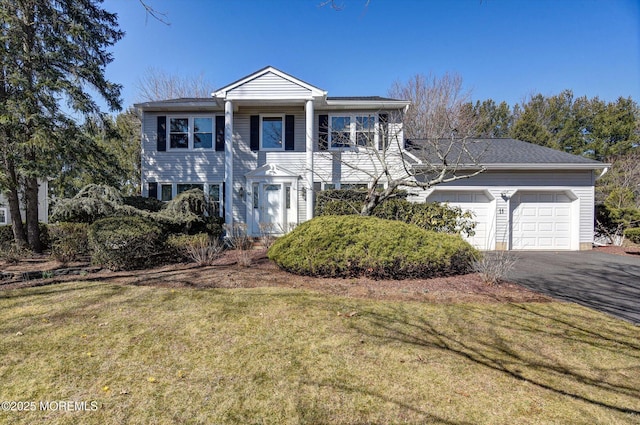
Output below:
[349,303,640,417]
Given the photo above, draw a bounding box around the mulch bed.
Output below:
[0,250,551,304]
[593,245,640,257]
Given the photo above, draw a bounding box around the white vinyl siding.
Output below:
[142,113,225,187]
[225,72,312,100]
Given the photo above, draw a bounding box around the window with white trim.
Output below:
[168,116,214,150]
[260,115,284,150]
[329,113,377,149]
[0,208,7,225]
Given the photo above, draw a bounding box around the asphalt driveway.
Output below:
[506,251,640,324]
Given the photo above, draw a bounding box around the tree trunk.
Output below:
[25,176,42,253]
[360,195,378,216]
[4,156,28,248]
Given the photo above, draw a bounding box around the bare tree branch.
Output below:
[318,0,371,11]
[315,72,486,216]
[138,0,170,25]
[135,68,214,102]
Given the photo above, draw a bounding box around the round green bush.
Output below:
[268,215,478,279]
[624,227,640,244]
[88,216,165,271]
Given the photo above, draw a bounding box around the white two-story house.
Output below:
[135,66,606,251]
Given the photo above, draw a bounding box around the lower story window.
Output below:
[161,184,172,202]
[0,208,7,225]
[208,184,222,217]
[177,183,204,194]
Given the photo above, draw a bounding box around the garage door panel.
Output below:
[427,191,493,250]
[512,192,573,250]
[538,222,553,232]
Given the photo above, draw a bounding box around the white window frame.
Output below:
[328,113,378,150]
[259,114,285,151]
[167,115,215,151]
[0,207,7,225]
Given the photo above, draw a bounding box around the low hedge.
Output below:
[624,227,640,244]
[268,215,478,279]
[0,223,49,250]
[88,216,166,271]
[315,189,475,237]
[49,222,90,262]
[123,196,165,212]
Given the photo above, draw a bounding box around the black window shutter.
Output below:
[215,115,225,151]
[318,114,328,151]
[250,115,259,151]
[285,115,295,151]
[157,116,166,152]
[148,182,158,199]
[378,113,388,150]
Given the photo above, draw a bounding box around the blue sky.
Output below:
[103,0,639,110]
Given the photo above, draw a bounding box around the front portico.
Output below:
[245,163,300,236]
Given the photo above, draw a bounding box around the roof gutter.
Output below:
[412,162,610,171]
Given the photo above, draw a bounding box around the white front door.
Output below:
[251,182,284,235]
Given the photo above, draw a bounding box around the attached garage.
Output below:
[427,190,495,250]
[510,191,576,250]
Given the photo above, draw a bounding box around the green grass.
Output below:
[0,282,639,424]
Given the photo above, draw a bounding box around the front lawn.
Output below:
[1,281,638,424]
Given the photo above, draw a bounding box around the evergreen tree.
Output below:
[0,0,123,251]
[469,99,513,138]
[50,110,141,199]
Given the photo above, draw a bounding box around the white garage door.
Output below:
[427,191,493,250]
[511,192,572,250]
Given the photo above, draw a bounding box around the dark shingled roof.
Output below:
[327,96,403,102]
[407,138,604,166]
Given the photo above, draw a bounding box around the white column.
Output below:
[224,100,234,226]
[305,100,314,221]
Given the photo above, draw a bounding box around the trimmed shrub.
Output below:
[315,189,475,237]
[376,199,476,237]
[49,223,90,262]
[315,189,409,216]
[0,223,50,250]
[88,216,165,270]
[123,196,165,212]
[268,215,478,279]
[624,227,640,244]
[0,225,14,248]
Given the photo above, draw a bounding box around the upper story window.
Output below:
[260,115,284,150]
[329,114,377,149]
[168,116,213,150]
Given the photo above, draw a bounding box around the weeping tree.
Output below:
[0,0,123,252]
